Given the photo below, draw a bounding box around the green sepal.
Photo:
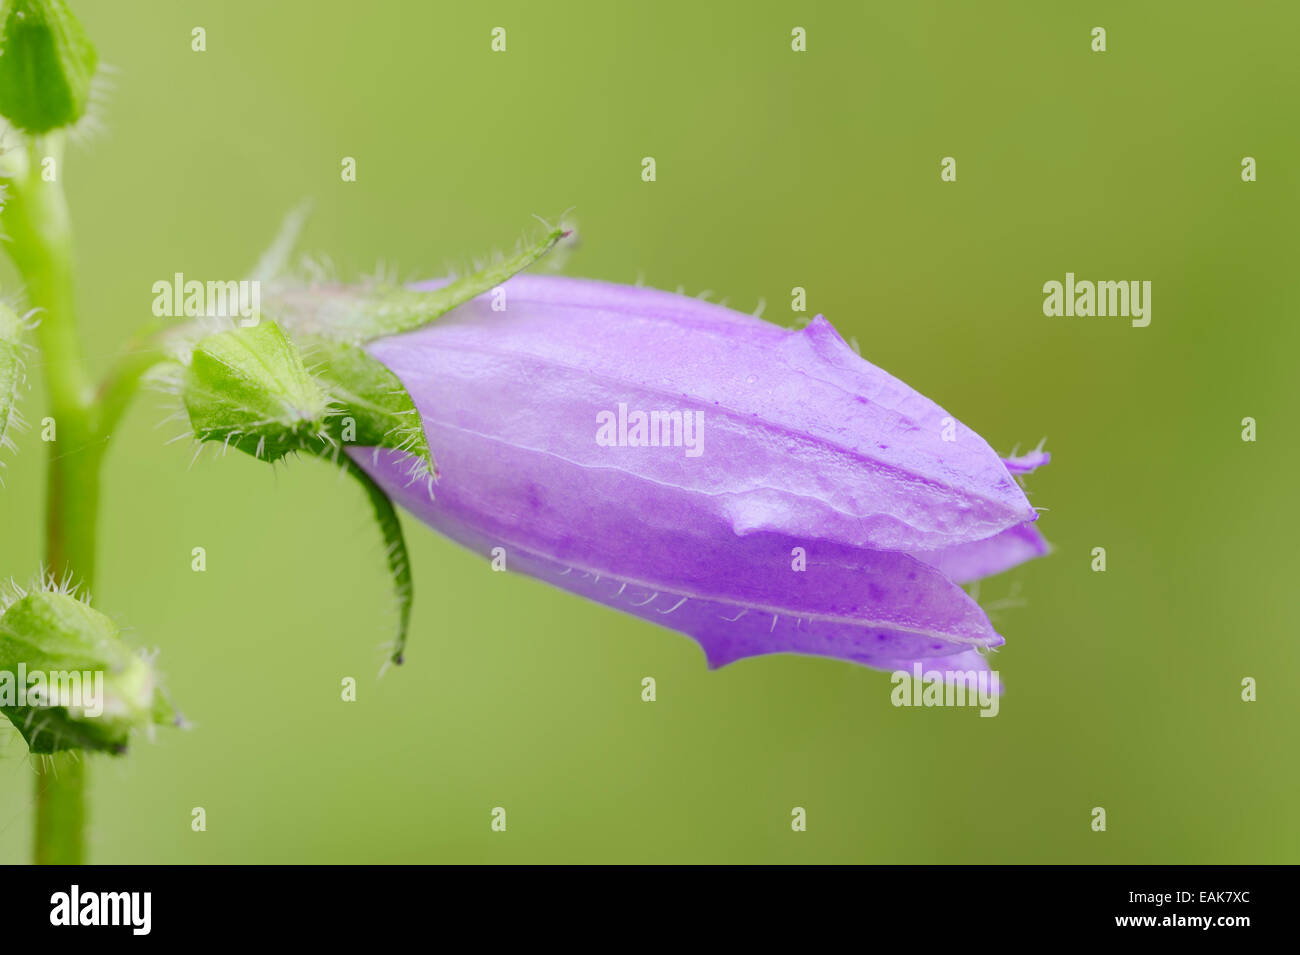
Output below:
[182,320,329,463]
[301,333,433,476]
[167,219,567,669]
[0,0,98,133]
[0,588,179,755]
[0,304,25,468]
[341,457,413,665]
[177,322,419,664]
[272,227,567,343]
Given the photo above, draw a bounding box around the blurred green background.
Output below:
[1,0,1296,863]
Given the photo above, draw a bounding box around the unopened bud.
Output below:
[0,585,179,755]
[182,320,329,463]
[0,0,98,133]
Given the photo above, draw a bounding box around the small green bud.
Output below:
[165,217,569,668]
[182,320,329,462]
[0,585,179,754]
[175,321,419,663]
[0,0,98,134]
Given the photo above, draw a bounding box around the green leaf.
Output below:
[342,458,413,665]
[0,586,179,754]
[271,226,567,343]
[0,305,25,470]
[182,320,329,462]
[0,0,98,133]
[302,334,433,476]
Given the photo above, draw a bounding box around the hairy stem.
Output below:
[94,321,172,440]
[3,135,98,864]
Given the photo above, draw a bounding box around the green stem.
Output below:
[3,135,98,864]
[33,753,86,865]
[93,320,173,441]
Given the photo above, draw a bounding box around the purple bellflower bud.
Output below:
[348,276,1049,679]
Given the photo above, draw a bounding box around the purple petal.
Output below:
[910,523,1050,585]
[1002,448,1051,474]
[887,651,1004,696]
[382,275,1036,553]
[345,275,1043,673]
[351,439,1004,672]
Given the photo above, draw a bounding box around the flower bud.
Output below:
[0,585,179,754]
[0,0,98,133]
[181,320,329,463]
[348,276,1051,677]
